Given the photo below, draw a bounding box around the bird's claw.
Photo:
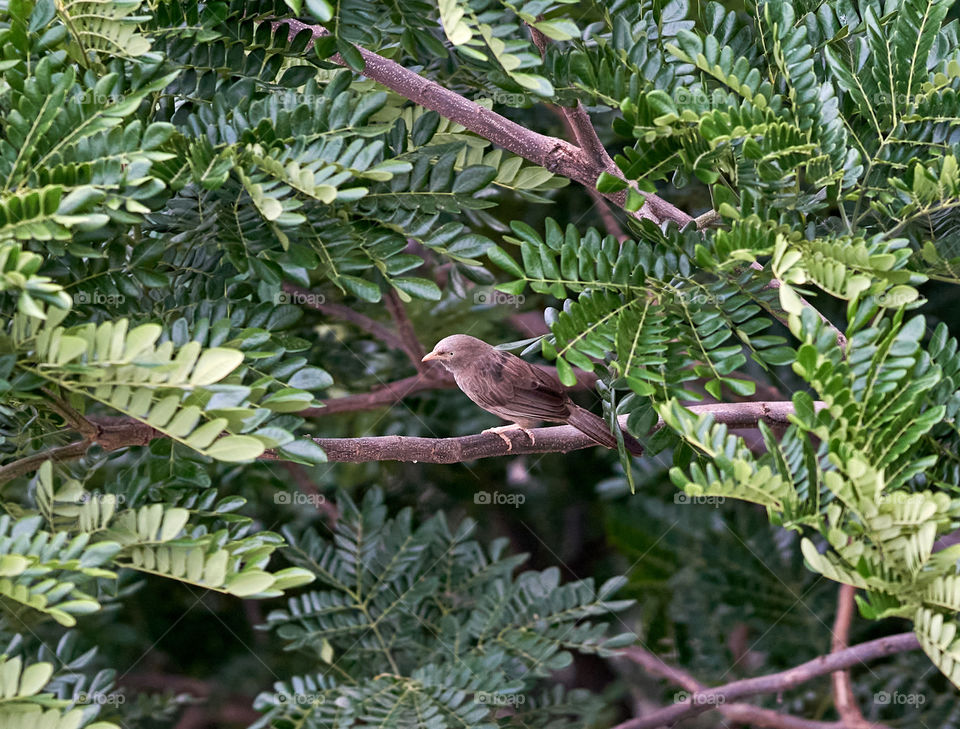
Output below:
[483,425,536,450]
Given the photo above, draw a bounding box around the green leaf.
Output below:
[288,367,333,390]
[488,246,525,278]
[452,165,497,194]
[337,39,365,72]
[277,438,328,465]
[205,436,266,462]
[392,277,441,301]
[596,172,628,193]
[342,275,381,302]
[190,348,244,386]
[305,0,333,21]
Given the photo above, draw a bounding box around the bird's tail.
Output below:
[567,406,644,457]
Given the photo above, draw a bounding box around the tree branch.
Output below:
[620,646,858,729]
[282,282,407,352]
[831,585,878,729]
[562,102,617,172]
[0,401,819,477]
[612,633,919,729]
[274,19,692,228]
[305,371,454,416]
[384,289,427,369]
[280,462,340,525]
[0,417,156,485]
[42,389,97,438]
[546,104,629,241]
[276,400,816,462]
[273,20,851,358]
[694,209,723,228]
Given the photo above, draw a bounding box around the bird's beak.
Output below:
[421,351,439,363]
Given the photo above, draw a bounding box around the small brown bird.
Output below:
[422,334,643,455]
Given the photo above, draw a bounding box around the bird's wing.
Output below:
[465,351,572,422]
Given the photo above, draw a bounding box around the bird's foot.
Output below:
[483,424,536,450]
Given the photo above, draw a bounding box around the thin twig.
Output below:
[529,22,670,231]
[695,209,723,228]
[751,262,848,350]
[283,282,406,352]
[42,389,96,437]
[384,289,427,369]
[548,104,629,241]
[612,633,919,729]
[621,646,860,729]
[280,462,339,525]
[831,585,876,729]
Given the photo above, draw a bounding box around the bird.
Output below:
[422,334,643,456]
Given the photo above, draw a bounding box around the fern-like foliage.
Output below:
[659,307,960,687]
[254,488,634,729]
[490,217,791,403]
[478,0,960,691]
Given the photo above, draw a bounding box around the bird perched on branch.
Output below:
[422,334,643,456]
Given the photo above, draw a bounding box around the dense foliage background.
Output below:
[3,0,960,727]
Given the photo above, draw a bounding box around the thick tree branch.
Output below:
[274,19,692,228]
[273,20,852,358]
[0,401,819,477]
[0,417,156,485]
[613,633,919,729]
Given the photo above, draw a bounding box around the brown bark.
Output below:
[613,633,918,729]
